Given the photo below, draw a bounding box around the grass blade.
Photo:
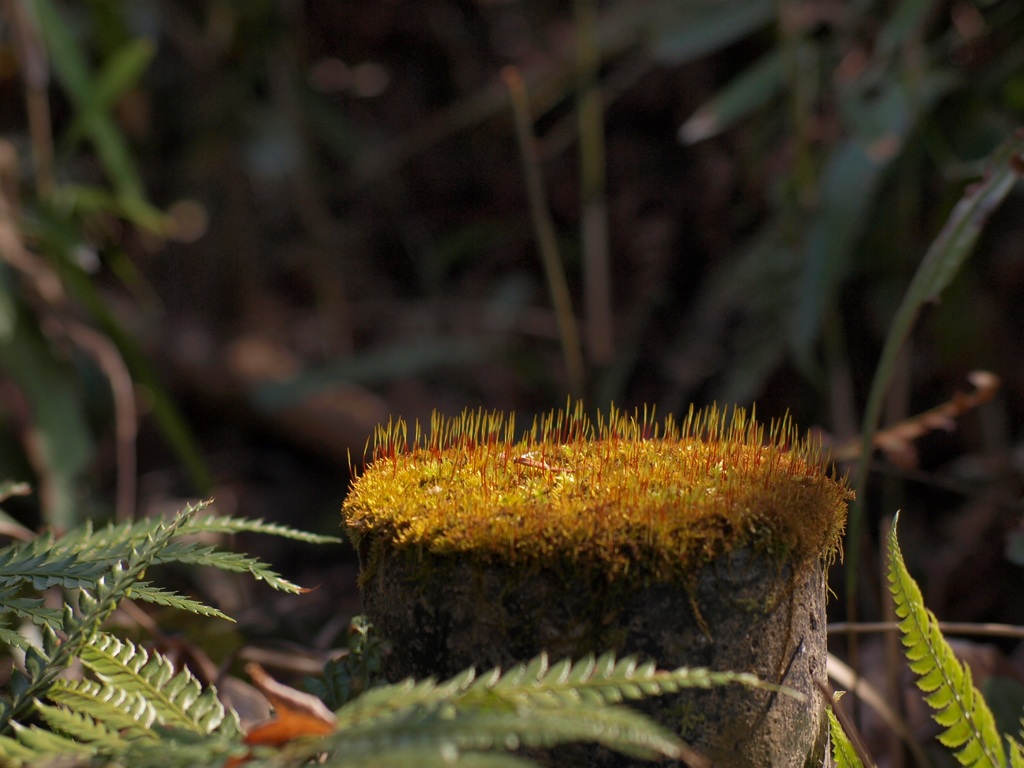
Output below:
[847,131,1024,602]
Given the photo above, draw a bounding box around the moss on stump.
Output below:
[343,403,852,767]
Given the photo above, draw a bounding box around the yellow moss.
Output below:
[342,403,853,583]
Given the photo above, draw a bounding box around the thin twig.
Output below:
[8,0,56,199]
[0,140,63,304]
[0,481,35,541]
[828,620,1024,640]
[503,66,586,397]
[60,320,138,521]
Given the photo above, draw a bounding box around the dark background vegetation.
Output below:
[2,0,1024,761]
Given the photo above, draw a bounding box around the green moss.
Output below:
[343,403,852,584]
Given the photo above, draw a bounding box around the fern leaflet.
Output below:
[327,701,680,763]
[81,633,240,737]
[0,623,33,650]
[176,513,343,543]
[149,540,305,593]
[9,721,94,757]
[0,732,38,763]
[105,730,245,768]
[336,650,789,729]
[127,582,231,620]
[46,678,159,737]
[887,513,1006,766]
[827,706,864,768]
[1008,738,1024,768]
[0,586,60,626]
[0,535,108,589]
[34,702,133,749]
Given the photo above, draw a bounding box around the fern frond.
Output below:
[46,678,159,737]
[887,513,1006,766]
[80,633,240,737]
[34,701,132,748]
[52,501,338,558]
[127,583,232,621]
[177,514,343,544]
[334,674,466,728]
[0,535,108,589]
[51,501,212,555]
[0,499,334,765]
[11,721,96,760]
[115,732,249,768]
[0,624,33,650]
[8,647,240,764]
[322,652,791,764]
[149,540,304,593]
[827,706,864,768]
[0,508,198,732]
[0,502,324,635]
[7,673,235,766]
[0,731,39,763]
[0,586,60,626]
[1008,736,1024,768]
[329,698,681,763]
[337,651,788,729]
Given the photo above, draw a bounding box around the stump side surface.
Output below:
[362,545,830,767]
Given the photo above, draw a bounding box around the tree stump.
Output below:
[343,404,852,767]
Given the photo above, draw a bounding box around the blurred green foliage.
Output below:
[673,0,1024,405]
[0,0,209,527]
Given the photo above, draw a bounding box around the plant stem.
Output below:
[503,66,586,397]
[575,0,614,366]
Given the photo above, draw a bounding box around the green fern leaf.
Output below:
[486,651,783,707]
[0,732,39,763]
[34,701,132,749]
[0,535,107,589]
[326,652,795,765]
[53,501,337,557]
[8,721,93,758]
[337,652,789,730]
[0,587,61,627]
[103,729,244,768]
[827,706,864,768]
[1010,735,1024,768]
[177,513,342,544]
[80,633,240,737]
[46,678,159,737]
[126,583,232,621]
[887,513,1006,766]
[52,500,211,554]
[149,540,305,593]
[0,625,32,650]
[327,699,681,764]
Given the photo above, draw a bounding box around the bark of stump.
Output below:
[359,543,831,767]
